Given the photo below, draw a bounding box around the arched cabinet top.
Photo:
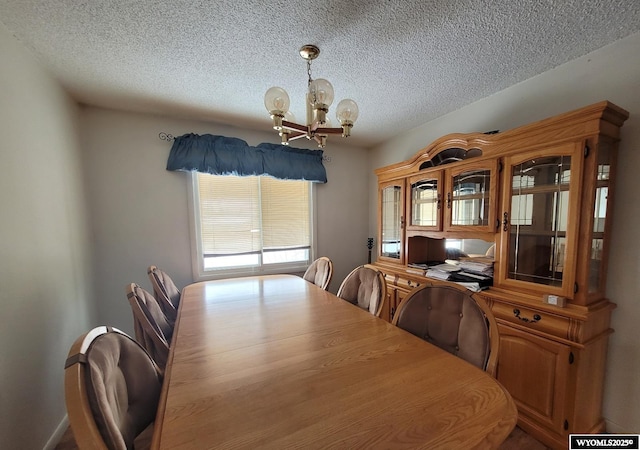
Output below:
[375,101,628,182]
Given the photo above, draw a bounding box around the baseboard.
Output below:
[43,415,68,450]
[605,418,626,434]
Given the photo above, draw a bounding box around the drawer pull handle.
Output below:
[513,309,541,323]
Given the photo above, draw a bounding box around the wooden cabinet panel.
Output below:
[496,325,570,433]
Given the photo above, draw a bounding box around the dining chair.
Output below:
[302,256,334,290]
[126,283,173,371]
[392,284,499,376]
[64,326,162,450]
[336,264,387,317]
[147,265,181,323]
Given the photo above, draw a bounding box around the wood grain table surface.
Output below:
[151,274,517,449]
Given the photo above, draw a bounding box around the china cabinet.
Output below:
[373,101,628,449]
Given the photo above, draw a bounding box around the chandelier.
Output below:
[264,45,359,148]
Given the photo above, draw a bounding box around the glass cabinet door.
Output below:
[408,172,442,231]
[587,139,614,296]
[379,181,404,263]
[499,144,582,296]
[445,160,498,233]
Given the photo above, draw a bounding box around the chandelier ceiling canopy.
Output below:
[264,45,358,148]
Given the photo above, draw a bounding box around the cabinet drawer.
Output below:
[491,301,572,341]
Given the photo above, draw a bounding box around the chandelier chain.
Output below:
[307,59,313,86]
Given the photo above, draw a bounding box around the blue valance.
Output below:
[166,134,327,183]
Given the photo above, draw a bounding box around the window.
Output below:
[189,172,314,279]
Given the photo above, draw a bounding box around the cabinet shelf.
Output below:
[511,184,571,195]
[452,192,490,201]
[508,229,567,237]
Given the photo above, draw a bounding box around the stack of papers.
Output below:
[458,257,494,277]
[451,257,494,290]
[426,263,460,280]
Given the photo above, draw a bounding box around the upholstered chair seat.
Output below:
[336,264,387,317]
[64,326,162,450]
[392,284,499,375]
[302,256,334,290]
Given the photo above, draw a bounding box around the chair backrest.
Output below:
[336,264,387,317]
[64,326,162,450]
[392,284,499,376]
[147,265,181,322]
[302,256,334,290]
[126,283,173,370]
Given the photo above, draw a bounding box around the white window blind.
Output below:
[194,173,311,274]
[198,174,261,256]
[260,176,310,251]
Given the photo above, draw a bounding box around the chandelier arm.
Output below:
[314,127,343,135]
[286,132,308,142]
[282,121,307,133]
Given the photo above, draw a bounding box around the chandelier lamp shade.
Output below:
[264,45,358,148]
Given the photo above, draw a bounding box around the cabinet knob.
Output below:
[502,212,509,232]
[447,192,452,209]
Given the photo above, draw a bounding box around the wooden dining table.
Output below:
[151,274,517,449]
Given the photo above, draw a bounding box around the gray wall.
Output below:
[79,107,371,337]
[0,22,370,447]
[368,31,640,433]
[0,23,94,449]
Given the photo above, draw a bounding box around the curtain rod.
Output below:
[158,132,331,161]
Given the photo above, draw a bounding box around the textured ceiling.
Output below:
[1,0,639,148]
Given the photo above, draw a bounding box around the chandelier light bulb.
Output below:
[308,78,334,107]
[336,99,359,124]
[264,86,290,114]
